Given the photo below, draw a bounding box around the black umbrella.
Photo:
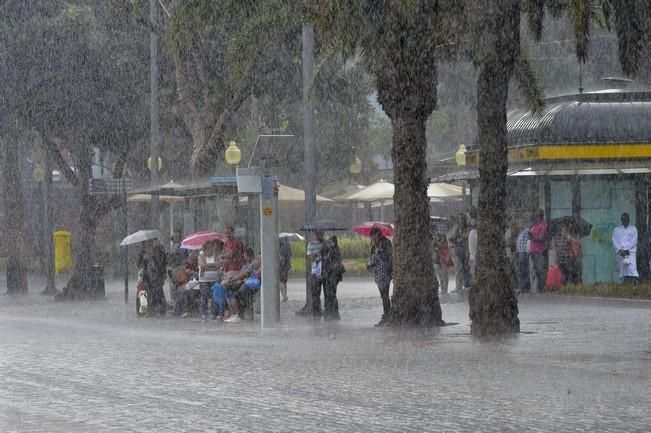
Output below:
[300,220,348,231]
[550,216,593,237]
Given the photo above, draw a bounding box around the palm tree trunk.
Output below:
[469,0,520,336]
[2,136,28,295]
[56,148,98,300]
[390,115,443,326]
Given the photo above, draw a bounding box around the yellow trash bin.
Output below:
[54,230,72,274]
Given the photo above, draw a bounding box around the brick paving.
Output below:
[1,277,650,432]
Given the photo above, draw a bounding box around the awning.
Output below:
[344,180,394,202]
[128,194,184,204]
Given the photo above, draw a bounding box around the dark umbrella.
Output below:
[550,216,593,237]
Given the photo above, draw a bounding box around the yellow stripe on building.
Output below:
[466,143,651,164]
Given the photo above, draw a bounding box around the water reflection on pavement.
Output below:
[0,277,650,432]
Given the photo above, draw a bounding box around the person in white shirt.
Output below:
[612,212,639,283]
[468,224,478,284]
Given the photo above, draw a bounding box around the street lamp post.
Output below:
[455,144,469,205]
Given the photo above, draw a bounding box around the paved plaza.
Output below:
[1,276,650,432]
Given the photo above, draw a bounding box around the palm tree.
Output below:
[468,0,649,336]
[311,1,467,325]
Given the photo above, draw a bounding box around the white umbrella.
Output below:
[279,232,305,241]
[344,180,394,201]
[278,184,334,202]
[427,182,463,199]
[120,229,161,246]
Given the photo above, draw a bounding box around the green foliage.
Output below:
[289,237,370,261]
[338,237,371,259]
[4,1,148,160]
[289,257,368,276]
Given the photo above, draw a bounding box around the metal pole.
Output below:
[123,176,129,304]
[150,0,161,229]
[302,23,316,312]
[260,171,279,328]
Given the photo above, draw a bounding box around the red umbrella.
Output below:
[352,221,394,238]
[180,231,228,250]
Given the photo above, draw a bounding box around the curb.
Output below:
[535,293,651,309]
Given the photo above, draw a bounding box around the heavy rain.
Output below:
[1,1,650,432]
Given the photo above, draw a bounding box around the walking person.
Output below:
[367,227,393,326]
[322,235,344,320]
[137,239,168,316]
[528,209,549,293]
[279,237,292,303]
[612,212,639,284]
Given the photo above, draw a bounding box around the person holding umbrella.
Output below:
[322,235,345,320]
[279,237,292,303]
[308,229,326,318]
[137,239,168,316]
[367,226,393,326]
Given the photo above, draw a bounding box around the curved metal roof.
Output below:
[506,91,651,147]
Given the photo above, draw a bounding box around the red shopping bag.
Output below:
[545,266,563,291]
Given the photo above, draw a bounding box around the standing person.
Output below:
[467,222,478,286]
[137,239,168,316]
[437,234,451,295]
[198,240,222,320]
[220,225,243,272]
[554,225,573,285]
[367,227,393,326]
[515,222,531,293]
[308,230,326,318]
[528,209,549,293]
[567,231,583,284]
[322,235,344,320]
[448,213,469,293]
[432,227,449,296]
[612,212,639,284]
[168,229,186,268]
[279,237,292,303]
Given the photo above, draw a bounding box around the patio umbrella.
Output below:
[120,229,161,246]
[180,231,228,250]
[427,182,463,200]
[301,220,348,231]
[279,232,305,241]
[344,180,394,202]
[352,221,394,238]
[550,216,593,237]
[278,184,334,202]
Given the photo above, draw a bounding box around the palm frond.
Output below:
[567,0,593,63]
[523,0,545,41]
[513,45,545,114]
[611,0,645,76]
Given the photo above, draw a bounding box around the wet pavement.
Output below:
[1,275,650,432]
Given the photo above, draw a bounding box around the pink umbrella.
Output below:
[180,231,228,250]
[352,221,394,238]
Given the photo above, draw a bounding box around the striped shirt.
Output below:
[516,229,529,254]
